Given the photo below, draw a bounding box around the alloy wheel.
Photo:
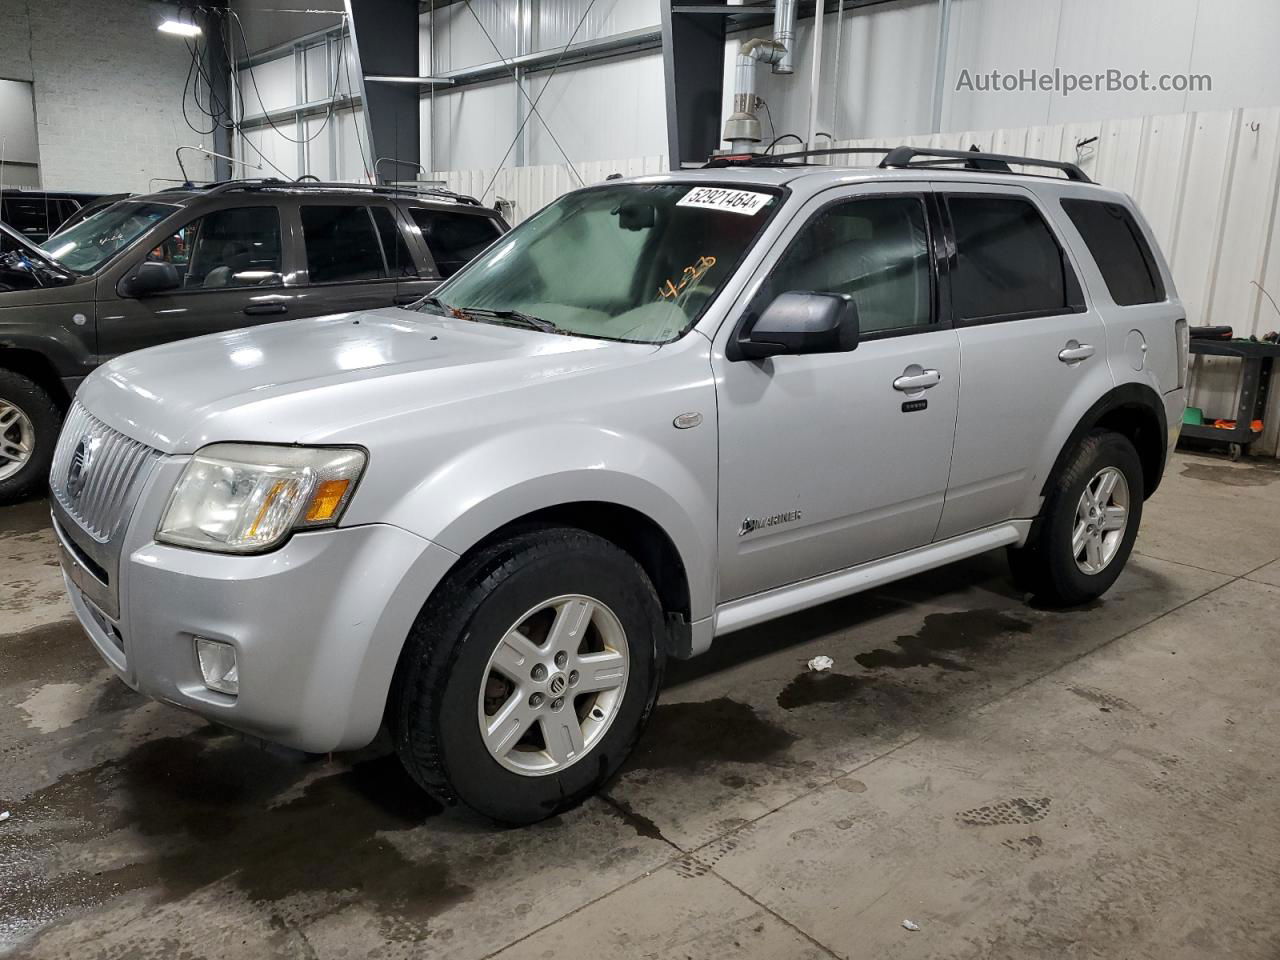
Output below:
[1073,465,1130,575]
[477,594,630,776]
[0,399,35,482]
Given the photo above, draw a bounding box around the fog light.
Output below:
[195,637,239,695]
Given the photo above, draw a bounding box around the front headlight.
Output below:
[157,443,366,553]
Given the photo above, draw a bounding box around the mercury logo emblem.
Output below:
[548,673,568,696]
[66,437,95,499]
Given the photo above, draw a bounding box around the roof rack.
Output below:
[178,178,485,207]
[881,146,1092,182]
[704,145,1092,183]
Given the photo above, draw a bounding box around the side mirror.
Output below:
[733,291,859,361]
[118,260,180,298]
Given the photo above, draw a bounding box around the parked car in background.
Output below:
[0,179,508,500]
[0,188,107,244]
[50,149,1187,824]
[46,193,132,238]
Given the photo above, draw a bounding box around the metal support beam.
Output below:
[346,0,419,183]
[661,3,728,168]
[201,7,235,181]
[930,0,952,132]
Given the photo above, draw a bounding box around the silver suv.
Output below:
[52,148,1188,824]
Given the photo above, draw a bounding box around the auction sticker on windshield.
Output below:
[677,187,772,216]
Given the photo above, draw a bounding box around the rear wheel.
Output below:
[0,370,61,504]
[391,527,665,824]
[1008,429,1143,606]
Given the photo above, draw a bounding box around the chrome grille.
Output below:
[50,402,160,543]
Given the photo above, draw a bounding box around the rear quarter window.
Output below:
[410,208,503,278]
[946,194,1081,322]
[1060,198,1165,306]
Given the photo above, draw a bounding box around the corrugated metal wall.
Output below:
[417,0,665,172]
[726,0,1280,146]
[428,153,667,222]
[431,105,1280,456]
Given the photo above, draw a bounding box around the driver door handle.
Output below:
[1058,341,1095,364]
[244,303,289,316]
[893,368,942,391]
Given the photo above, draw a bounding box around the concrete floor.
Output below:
[3,449,1280,959]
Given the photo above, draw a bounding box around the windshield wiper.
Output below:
[451,306,564,335]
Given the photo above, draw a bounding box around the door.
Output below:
[714,187,961,602]
[97,203,292,360]
[287,201,433,317]
[933,185,1112,540]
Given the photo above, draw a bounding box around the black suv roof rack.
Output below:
[705,145,1092,183]
[166,178,485,207]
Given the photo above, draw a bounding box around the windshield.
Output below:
[39,201,177,274]
[421,182,782,343]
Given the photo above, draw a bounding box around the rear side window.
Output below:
[370,206,418,277]
[410,208,502,278]
[947,195,1077,322]
[1061,198,1165,305]
[2,197,50,238]
[301,205,385,284]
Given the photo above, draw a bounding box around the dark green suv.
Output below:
[0,179,508,501]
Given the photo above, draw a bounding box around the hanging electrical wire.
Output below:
[227,7,345,146]
[174,3,370,183]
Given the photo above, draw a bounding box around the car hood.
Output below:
[78,308,659,454]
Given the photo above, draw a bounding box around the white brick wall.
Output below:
[0,0,214,192]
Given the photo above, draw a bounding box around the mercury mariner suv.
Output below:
[52,148,1188,824]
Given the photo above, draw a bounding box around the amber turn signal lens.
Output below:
[305,479,351,522]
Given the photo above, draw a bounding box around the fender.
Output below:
[1039,382,1169,501]
[373,422,718,623]
[0,296,99,393]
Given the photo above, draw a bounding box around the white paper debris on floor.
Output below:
[902,919,920,931]
[807,655,834,672]
[0,811,10,822]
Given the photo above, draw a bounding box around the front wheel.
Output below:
[0,370,61,504]
[391,527,665,824]
[1008,429,1144,607]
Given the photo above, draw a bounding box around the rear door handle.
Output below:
[244,303,289,316]
[893,368,942,391]
[1058,341,1095,364]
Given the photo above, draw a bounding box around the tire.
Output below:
[391,527,666,824]
[1008,429,1144,607]
[0,370,62,504]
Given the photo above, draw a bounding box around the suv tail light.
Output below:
[1175,318,1189,389]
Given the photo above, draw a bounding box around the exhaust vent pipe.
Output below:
[773,0,797,75]
[721,0,800,152]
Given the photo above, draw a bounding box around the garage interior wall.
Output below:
[722,0,1280,146]
[231,1,372,183]
[0,0,213,192]
[418,0,666,172]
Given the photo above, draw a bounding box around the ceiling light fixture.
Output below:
[158,19,202,37]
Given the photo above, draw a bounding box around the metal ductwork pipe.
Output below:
[773,0,797,76]
[721,0,797,152]
[723,38,784,151]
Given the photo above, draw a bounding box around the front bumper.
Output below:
[56,460,459,753]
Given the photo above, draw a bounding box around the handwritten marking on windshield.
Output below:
[658,255,717,300]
